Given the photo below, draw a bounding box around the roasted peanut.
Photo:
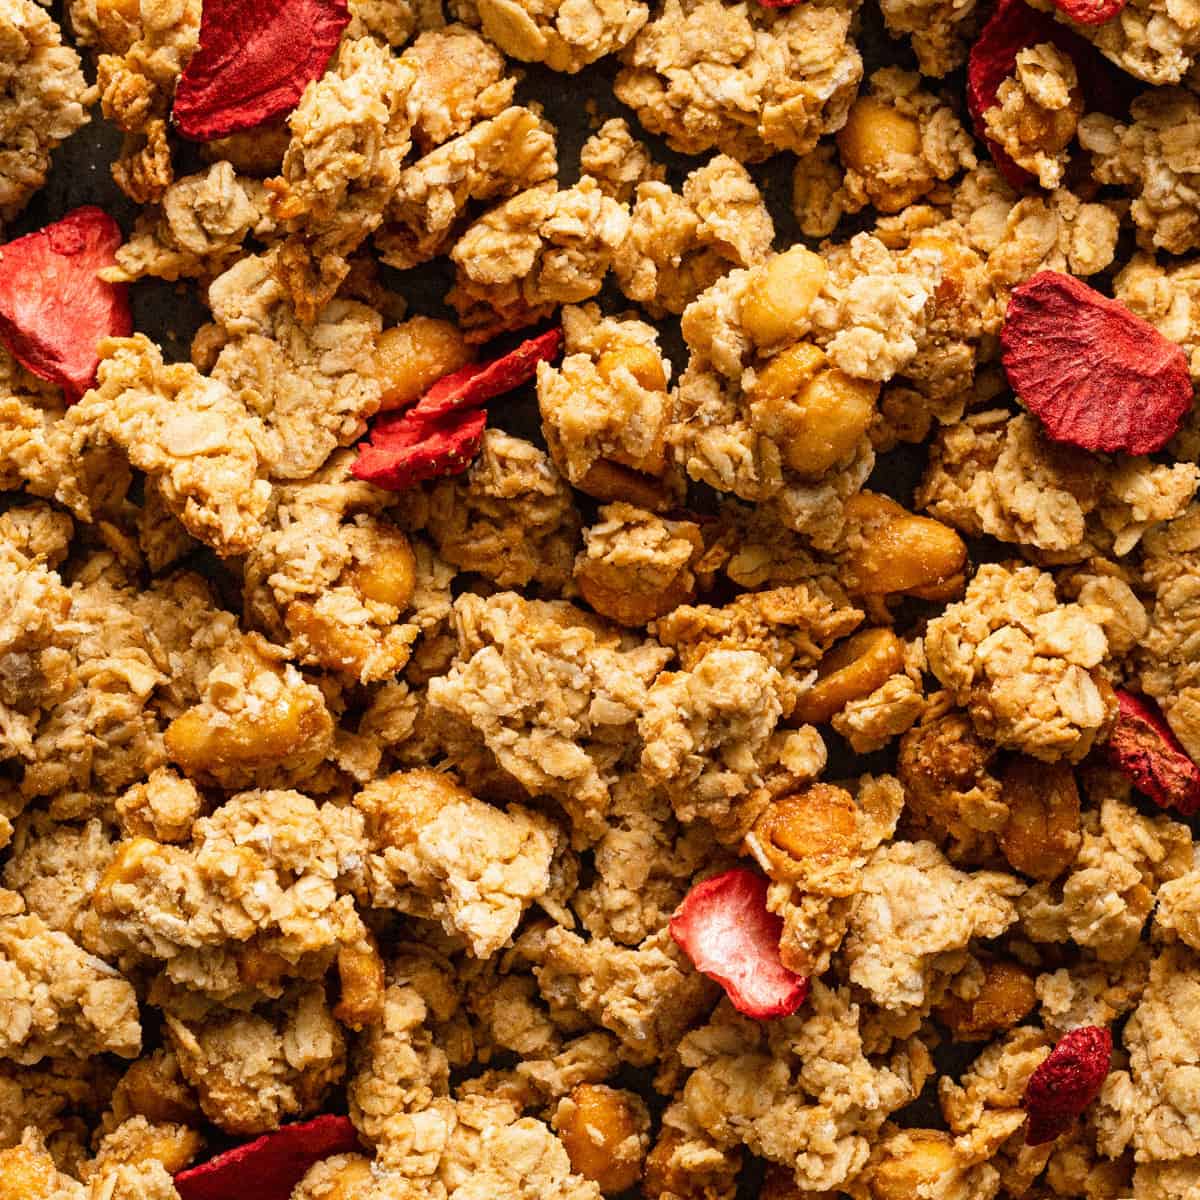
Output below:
[557,1084,648,1194]
[301,1155,375,1200]
[576,567,694,628]
[345,527,417,610]
[741,247,828,345]
[998,757,1082,881]
[93,837,160,914]
[376,316,474,412]
[750,784,858,873]
[792,627,905,726]
[597,344,668,392]
[934,958,1038,1041]
[333,936,387,1030]
[837,97,924,214]
[115,1053,203,1127]
[870,1130,961,1200]
[575,459,677,512]
[750,343,878,478]
[236,946,290,992]
[129,1124,205,1174]
[843,492,967,598]
[201,122,291,176]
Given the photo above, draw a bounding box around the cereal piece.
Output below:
[1019,789,1192,961]
[355,770,559,958]
[0,0,93,224]
[1023,1025,1112,1144]
[447,179,630,341]
[830,672,926,754]
[669,867,809,1019]
[1036,948,1151,1036]
[538,305,680,510]
[266,37,416,320]
[917,410,1199,560]
[0,912,141,1065]
[614,0,862,161]
[982,43,1082,189]
[844,840,1023,1013]
[377,106,558,269]
[0,1127,85,1200]
[1001,272,1193,455]
[876,0,981,76]
[1107,690,1200,817]
[924,562,1116,762]
[0,208,131,401]
[476,0,649,72]
[614,155,774,317]
[174,1114,358,1200]
[167,985,346,1135]
[579,117,664,203]
[836,69,977,214]
[429,592,671,846]
[103,163,276,284]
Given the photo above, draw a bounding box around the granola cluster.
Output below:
[3,0,1200,1198]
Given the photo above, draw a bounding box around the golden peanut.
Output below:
[597,344,668,392]
[792,628,905,726]
[333,936,387,1030]
[934,958,1038,1041]
[558,1084,647,1194]
[870,1130,960,1200]
[286,602,378,677]
[165,687,329,779]
[376,316,473,412]
[94,837,160,913]
[236,946,290,992]
[134,1125,205,1174]
[116,1055,202,1127]
[998,757,1082,881]
[575,459,676,513]
[741,247,828,345]
[576,567,695,628]
[201,123,291,176]
[844,492,967,598]
[309,1156,375,1200]
[0,1144,58,1200]
[752,784,858,866]
[838,96,922,176]
[347,527,417,610]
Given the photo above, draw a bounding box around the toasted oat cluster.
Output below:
[3,0,1200,1198]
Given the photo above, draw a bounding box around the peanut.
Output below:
[741,247,828,346]
[576,567,695,628]
[333,936,387,1030]
[750,784,858,871]
[347,527,417,609]
[934,958,1038,1041]
[93,837,160,914]
[998,757,1082,881]
[870,1130,961,1200]
[557,1084,647,1194]
[844,492,967,598]
[575,459,676,513]
[597,344,668,392]
[376,316,473,412]
[792,627,905,726]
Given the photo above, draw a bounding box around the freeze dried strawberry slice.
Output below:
[1001,272,1192,454]
[175,1115,359,1200]
[352,406,487,492]
[413,328,563,421]
[755,0,803,7]
[669,867,809,1019]
[173,0,350,141]
[1023,1026,1112,1145]
[1051,0,1128,24]
[967,0,1124,187]
[1108,690,1200,817]
[0,207,131,402]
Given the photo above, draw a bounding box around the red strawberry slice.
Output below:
[1050,0,1128,25]
[175,1114,360,1200]
[352,406,487,492]
[670,867,809,1019]
[1001,272,1193,455]
[0,207,131,401]
[173,0,351,141]
[1108,690,1200,817]
[1023,1026,1112,1145]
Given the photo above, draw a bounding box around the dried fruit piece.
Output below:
[175,1115,359,1200]
[1001,272,1192,455]
[173,0,351,141]
[755,0,802,7]
[1108,690,1200,817]
[1022,1025,1112,1145]
[669,867,809,1019]
[0,207,131,401]
[967,0,1121,186]
[353,327,562,492]
[352,406,487,492]
[413,327,563,421]
[1050,0,1128,25]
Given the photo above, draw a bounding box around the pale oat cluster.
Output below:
[1,0,1200,1199]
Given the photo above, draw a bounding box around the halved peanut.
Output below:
[94,837,160,914]
[558,1084,647,1194]
[376,316,474,412]
[333,936,387,1030]
[740,247,828,345]
[844,492,967,598]
[751,784,858,867]
[597,344,668,392]
[792,628,905,726]
[934,957,1037,1041]
[576,568,695,628]
[575,459,676,513]
[346,527,417,610]
[870,1130,961,1200]
[998,757,1081,881]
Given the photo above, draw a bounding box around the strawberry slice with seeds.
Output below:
[1001,272,1193,455]
[0,207,131,402]
[670,867,809,1019]
[1022,1026,1112,1145]
[352,406,487,492]
[175,1114,359,1200]
[1050,0,1128,24]
[173,0,351,141]
[1108,690,1200,817]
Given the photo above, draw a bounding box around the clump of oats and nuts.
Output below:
[1,0,1200,1196]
